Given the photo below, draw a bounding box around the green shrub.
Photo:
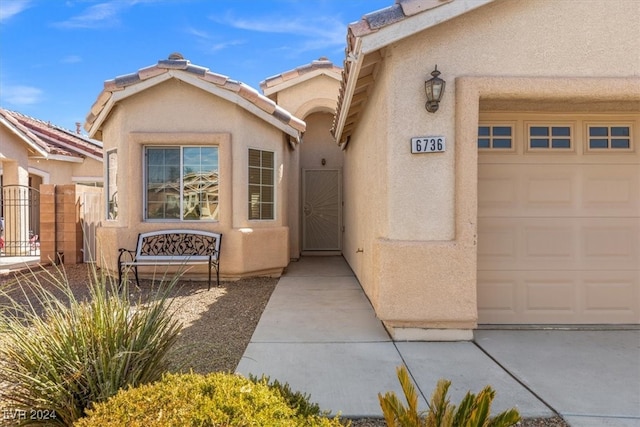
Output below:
[249,374,326,418]
[74,372,347,427]
[0,264,182,426]
[378,365,521,427]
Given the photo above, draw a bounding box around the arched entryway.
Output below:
[299,111,344,254]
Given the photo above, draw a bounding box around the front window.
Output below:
[106,150,118,220]
[145,146,219,221]
[248,149,275,220]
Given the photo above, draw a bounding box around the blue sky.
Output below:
[0,0,391,133]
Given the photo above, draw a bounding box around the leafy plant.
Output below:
[249,374,327,418]
[74,372,347,427]
[378,365,521,427]
[0,264,182,426]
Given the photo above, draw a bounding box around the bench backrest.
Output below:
[136,230,221,262]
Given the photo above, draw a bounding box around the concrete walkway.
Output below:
[0,255,40,274]
[237,256,640,426]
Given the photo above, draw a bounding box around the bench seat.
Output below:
[118,229,222,290]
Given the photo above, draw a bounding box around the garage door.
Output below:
[477,115,639,324]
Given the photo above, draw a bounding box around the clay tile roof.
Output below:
[0,108,103,160]
[260,57,343,94]
[332,0,494,145]
[86,53,305,139]
[349,0,454,38]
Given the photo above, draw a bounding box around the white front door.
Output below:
[302,169,342,252]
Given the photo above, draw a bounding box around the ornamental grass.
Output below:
[0,264,182,426]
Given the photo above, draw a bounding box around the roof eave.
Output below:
[87,73,174,138]
[359,0,495,54]
[0,116,50,158]
[87,70,304,144]
[176,72,304,143]
[333,0,496,144]
[262,69,342,97]
[333,37,363,146]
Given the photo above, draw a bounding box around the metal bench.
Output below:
[118,229,222,290]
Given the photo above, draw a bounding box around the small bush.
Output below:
[74,372,347,427]
[249,373,326,418]
[378,365,521,427]
[0,264,182,426]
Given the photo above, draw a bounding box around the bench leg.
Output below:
[208,265,212,291]
[118,263,123,291]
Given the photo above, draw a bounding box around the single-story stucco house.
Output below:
[0,108,103,257]
[85,53,343,279]
[85,0,639,340]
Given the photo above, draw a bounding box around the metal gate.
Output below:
[0,185,40,257]
[81,191,102,263]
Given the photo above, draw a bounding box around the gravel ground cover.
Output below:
[0,263,568,426]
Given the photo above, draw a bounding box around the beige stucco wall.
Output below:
[95,78,294,279]
[344,0,640,338]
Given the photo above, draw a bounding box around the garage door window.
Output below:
[478,125,513,149]
[587,125,631,150]
[527,125,572,150]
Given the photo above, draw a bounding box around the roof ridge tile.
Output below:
[201,71,229,86]
[157,58,189,69]
[114,72,141,88]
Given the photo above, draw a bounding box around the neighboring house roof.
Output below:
[331,0,494,145]
[0,108,103,162]
[85,53,306,143]
[260,57,343,97]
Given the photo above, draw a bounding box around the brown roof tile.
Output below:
[332,0,458,143]
[1,108,103,160]
[260,57,342,92]
[85,53,305,137]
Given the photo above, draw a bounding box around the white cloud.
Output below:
[61,55,83,64]
[185,26,246,54]
[53,2,123,29]
[212,12,346,53]
[1,85,43,106]
[53,0,175,29]
[0,0,31,23]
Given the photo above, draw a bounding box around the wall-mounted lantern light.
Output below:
[425,65,445,113]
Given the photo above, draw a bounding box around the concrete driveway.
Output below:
[237,256,640,427]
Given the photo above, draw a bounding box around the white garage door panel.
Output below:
[478,118,639,324]
[479,217,639,272]
[479,164,639,217]
[478,270,639,324]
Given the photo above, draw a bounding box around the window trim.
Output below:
[248,148,276,221]
[143,145,220,222]
[477,122,516,152]
[524,122,575,153]
[584,122,634,152]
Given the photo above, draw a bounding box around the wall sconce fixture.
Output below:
[425,65,445,113]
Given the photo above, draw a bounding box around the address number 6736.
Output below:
[411,136,445,153]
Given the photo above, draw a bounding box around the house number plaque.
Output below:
[411,136,445,153]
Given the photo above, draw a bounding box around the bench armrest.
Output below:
[118,248,137,264]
